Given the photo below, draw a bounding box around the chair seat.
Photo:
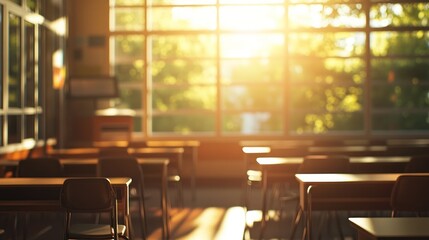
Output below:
[69,224,126,238]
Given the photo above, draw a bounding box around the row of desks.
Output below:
[0,158,171,240]
[254,155,429,240]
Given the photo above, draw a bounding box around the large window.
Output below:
[0,0,64,150]
[110,0,429,138]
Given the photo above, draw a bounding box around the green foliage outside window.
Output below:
[110,1,429,136]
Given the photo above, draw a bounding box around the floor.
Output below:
[0,178,371,240]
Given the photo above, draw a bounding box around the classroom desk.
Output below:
[63,158,171,239]
[0,177,132,239]
[349,217,429,240]
[255,157,411,240]
[0,158,171,239]
[145,140,200,204]
[296,173,429,240]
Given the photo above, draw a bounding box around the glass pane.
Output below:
[152,114,215,133]
[24,115,35,139]
[133,116,142,132]
[290,85,364,112]
[370,3,429,28]
[223,112,283,134]
[289,32,366,57]
[371,59,429,84]
[9,0,22,5]
[110,7,144,31]
[372,84,429,108]
[26,0,37,11]
[152,35,216,59]
[8,115,21,144]
[113,0,144,5]
[118,87,142,109]
[149,6,216,30]
[290,112,364,134]
[219,6,284,31]
[371,31,429,56]
[289,4,365,28]
[152,86,216,111]
[372,112,429,131]
[290,58,366,85]
[220,0,283,3]
[113,35,145,59]
[221,34,284,58]
[222,85,283,110]
[25,21,35,107]
[40,0,62,21]
[9,14,21,108]
[150,0,215,5]
[151,60,216,84]
[221,59,284,84]
[114,61,145,83]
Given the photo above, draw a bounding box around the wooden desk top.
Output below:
[0,177,132,186]
[349,217,429,239]
[295,173,408,184]
[146,140,200,147]
[242,146,271,154]
[256,156,410,166]
[0,158,169,166]
[129,147,184,154]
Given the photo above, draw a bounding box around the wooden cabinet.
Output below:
[92,108,135,142]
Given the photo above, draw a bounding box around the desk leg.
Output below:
[191,147,198,204]
[162,164,170,239]
[258,168,268,240]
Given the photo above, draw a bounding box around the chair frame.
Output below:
[60,177,127,240]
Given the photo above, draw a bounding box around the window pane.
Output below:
[8,115,21,144]
[149,6,216,30]
[371,59,429,84]
[152,86,216,111]
[290,112,364,134]
[118,87,142,109]
[371,31,429,56]
[222,85,283,110]
[221,59,284,84]
[9,14,21,108]
[372,84,429,108]
[25,21,35,107]
[114,61,145,83]
[10,0,22,5]
[290,85,364,112]
[152,60,216,84]
[113,0,144,5]
[223,112,283,134]
[289,32,365,57]
[372,112,429,131]
[152,114,215,133]
[113,35,145,59]
[110,7,144,31]
[290,58,366,85]
[133,116,142,132]
[24,115,35,139]
[370,3,429,28]
[150,0,215,5]
[219,6,284,31]
[289,4,365,28]
[26,0,37,11]
[220,0,283,3]
[221,34,284,58]
[152,35,216,59]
